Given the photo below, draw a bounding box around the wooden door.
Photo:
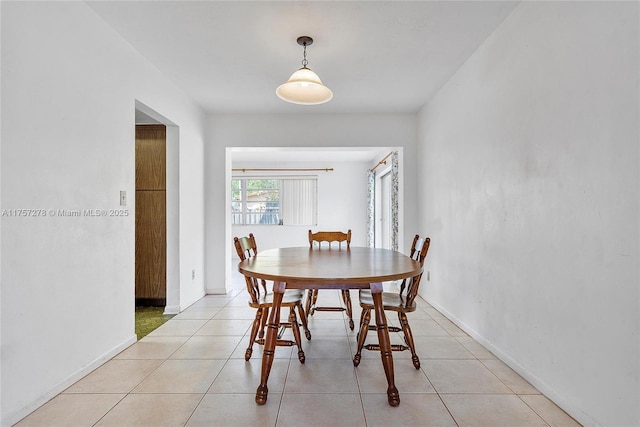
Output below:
[135,125,166,306]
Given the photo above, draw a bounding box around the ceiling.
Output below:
[89,1,518,115]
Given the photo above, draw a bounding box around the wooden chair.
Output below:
[234,233,311,364]
[306,229,355,330]
[353,235,431,369]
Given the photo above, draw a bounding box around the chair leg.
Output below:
[246,308,263,361]
[289,307,305,364]
[341,290,354,330]
[353,308,371,367]
[356,307,366,341]
[296,302,312,340]
[304,290,313,321]
[399,312,420,369]
[258,307,268,339]
[310,290,320,315]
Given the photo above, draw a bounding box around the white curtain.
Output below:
[367,151,399,249]
[391,151,399,251]
[281,178,317,226]
[367,170,375,247]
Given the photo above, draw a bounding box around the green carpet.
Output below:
[135,306,175,340]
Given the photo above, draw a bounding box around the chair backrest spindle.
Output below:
[399,235,431,306]
[309,229,352,249]
[233,233,267,302]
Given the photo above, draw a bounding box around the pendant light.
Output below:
[276,36,333,105]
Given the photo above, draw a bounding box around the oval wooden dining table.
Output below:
[238,246,423,407]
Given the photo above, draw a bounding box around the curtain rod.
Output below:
[232,168,333,172]
[370,152,393,172]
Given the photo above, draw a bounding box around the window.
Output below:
[232,177,317,226]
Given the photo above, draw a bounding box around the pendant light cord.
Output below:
[302,42,308,68]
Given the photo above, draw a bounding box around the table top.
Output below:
[238,246,422,288]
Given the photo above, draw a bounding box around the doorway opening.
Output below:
[134,101,180,322]
[225,146,402,292]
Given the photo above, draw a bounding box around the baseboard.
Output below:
[205,285,227,295]
[3,334,137,427]
[427,300,598,427]
[163,305,180,315]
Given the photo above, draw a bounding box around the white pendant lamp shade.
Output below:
[276,36,333,105]
[276,67,333,105]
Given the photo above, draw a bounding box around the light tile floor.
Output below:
[16,274,581,427]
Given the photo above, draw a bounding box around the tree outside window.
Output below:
[231,177,316,226]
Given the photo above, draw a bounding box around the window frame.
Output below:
[231,175,318,226]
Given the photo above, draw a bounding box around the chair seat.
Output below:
[359,291,417,313]
[249,290,306,308]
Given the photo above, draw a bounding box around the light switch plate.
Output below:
[120,191,127,206]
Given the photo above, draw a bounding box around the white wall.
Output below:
[0,2,206,425]
[0,2,3,417]
[165,124,181,313]
[418,2,639,426]
[206,114,418,294]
